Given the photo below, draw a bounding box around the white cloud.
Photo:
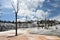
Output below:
[3,5,12,8]
[3,0,50,21]
[16,0,50,21]
[51,15,60,21]
[1,0,12,8]
[11,0,46,21]
[17,9,49,21]
[3,0,45,11]
[51,1,60,8]
[51,3,59,8]
[47,0,50,2]
[36,10,49,19]
[17,18,26,22]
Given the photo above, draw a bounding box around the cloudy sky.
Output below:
[0,0,60,21]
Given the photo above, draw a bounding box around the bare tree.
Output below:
[10,0,20,36]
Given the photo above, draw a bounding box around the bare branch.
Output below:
[10,0,16,13]
[10,0,20,13]
[17,0,19,13]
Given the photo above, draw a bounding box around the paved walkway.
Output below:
[0,34,60,40]
[0,29,60,40]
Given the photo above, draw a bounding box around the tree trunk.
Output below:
[15,12,18,36]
